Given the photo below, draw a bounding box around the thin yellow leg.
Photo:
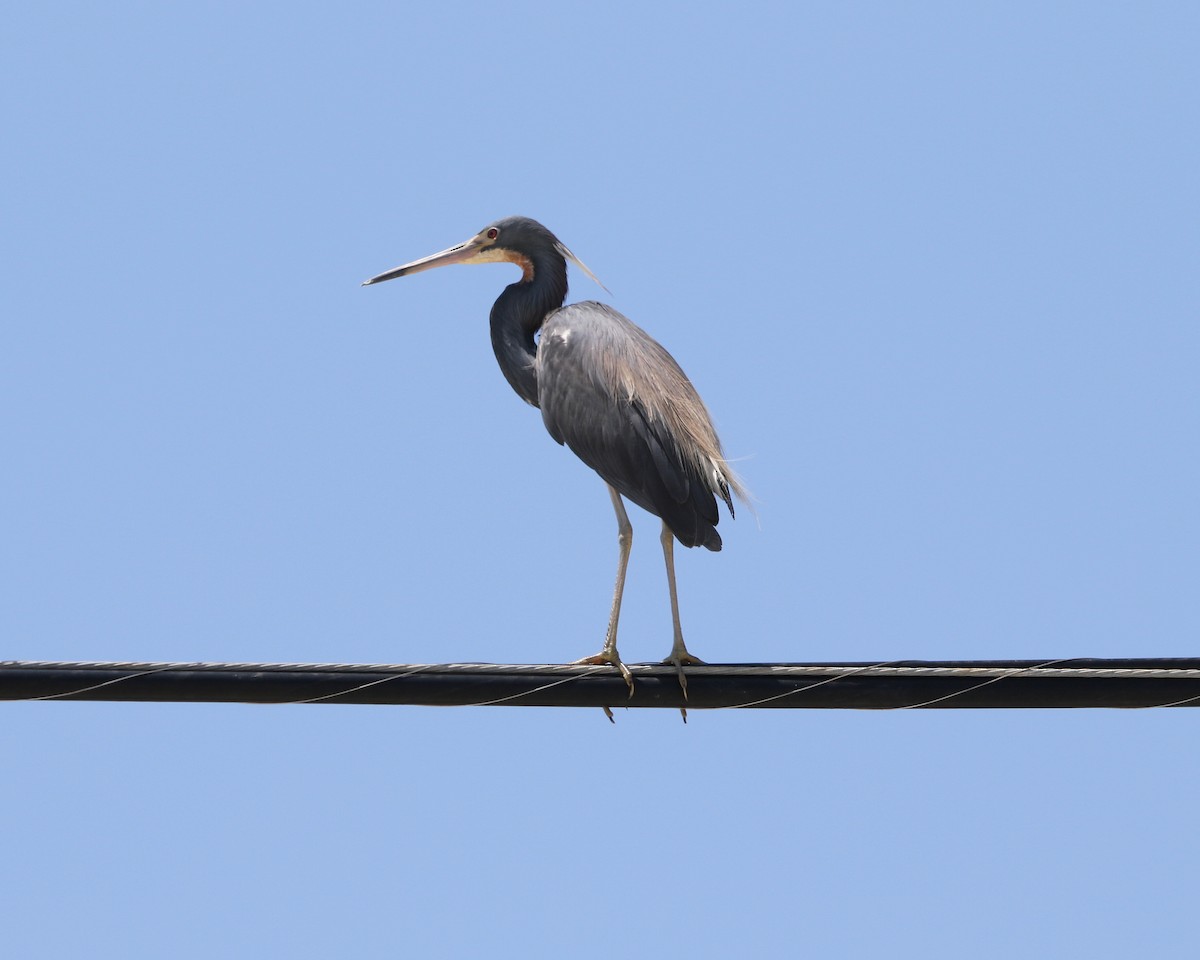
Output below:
[573,485,634,697]
[660,522,704,713]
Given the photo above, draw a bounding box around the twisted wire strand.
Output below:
[7,659,1200,680]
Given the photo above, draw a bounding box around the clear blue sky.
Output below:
[3,2,1197,956]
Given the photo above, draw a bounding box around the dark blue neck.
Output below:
[489,251,568,407]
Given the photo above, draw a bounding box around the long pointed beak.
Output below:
[361,235,488,286]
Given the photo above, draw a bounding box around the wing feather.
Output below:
[536,302,739,550]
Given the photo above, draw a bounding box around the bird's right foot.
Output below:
[573,648,635,698]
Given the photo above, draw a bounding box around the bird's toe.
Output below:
[573,649,635,698]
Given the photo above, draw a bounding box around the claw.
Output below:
[574,649,635,698]
[602,705,615,723]
[663,651,705,704]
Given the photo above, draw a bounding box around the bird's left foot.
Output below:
[662,650,705,710]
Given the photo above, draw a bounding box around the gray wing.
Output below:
[536,302,732,551]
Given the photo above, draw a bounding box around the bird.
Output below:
[363,216,746,703]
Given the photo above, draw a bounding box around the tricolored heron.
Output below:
[363,216,746,702]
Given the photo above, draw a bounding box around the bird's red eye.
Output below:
[486,228,499,240]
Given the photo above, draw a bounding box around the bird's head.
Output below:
[362,216,606,290]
